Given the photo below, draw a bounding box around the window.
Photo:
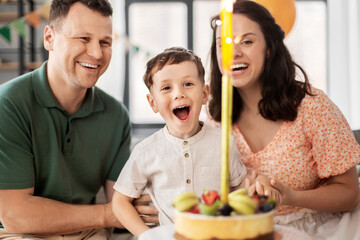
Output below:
[127,1,188,124]
[112,0,327,133]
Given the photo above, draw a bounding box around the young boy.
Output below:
[112,47,247,237]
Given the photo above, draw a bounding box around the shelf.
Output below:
[0,12,17,22]
[0,61,43,70]
[0,0,42,74]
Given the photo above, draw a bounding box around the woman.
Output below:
[207,1,360,239]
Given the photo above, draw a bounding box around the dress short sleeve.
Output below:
[302,90,360,178]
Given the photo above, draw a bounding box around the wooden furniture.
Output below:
[0,0,44,75]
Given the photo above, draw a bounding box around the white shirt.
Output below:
[114,124,247,225]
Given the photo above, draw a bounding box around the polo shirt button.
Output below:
[186,179,191,184]
[183,141,188,145]
[184,153,189,158]
[67,138,71,143]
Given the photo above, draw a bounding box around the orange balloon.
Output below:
[253,0,296,36]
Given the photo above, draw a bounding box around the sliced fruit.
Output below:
[173,197,199,212]
[228,194,256,210]
[199,200,221,216]
[173,192,198,205]
[188,204,200,214]
[228,188,248,199]
[202,189,218,205]
[229,199,256,215]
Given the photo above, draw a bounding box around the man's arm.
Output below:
[0,187,118,235]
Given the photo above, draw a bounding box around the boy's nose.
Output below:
[174,89,186,100]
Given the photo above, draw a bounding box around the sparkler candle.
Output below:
[220,0,233,204]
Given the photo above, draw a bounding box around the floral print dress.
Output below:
[231,88,360,239]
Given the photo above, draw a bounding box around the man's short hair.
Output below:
[49,0,113,30]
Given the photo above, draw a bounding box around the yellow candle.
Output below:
[220,0,233,204]
[221,0,233,74]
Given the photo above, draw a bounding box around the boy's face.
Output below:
[147,61,209,139]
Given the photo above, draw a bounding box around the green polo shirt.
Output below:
[0,62,131,207]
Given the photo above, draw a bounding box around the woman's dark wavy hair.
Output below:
[208,0,313,123]
[49,0,113,30]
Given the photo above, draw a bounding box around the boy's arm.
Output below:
[112,191,150,237]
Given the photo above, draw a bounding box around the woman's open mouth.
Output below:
[231,63,248,72]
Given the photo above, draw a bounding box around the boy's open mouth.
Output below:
[173,106,190,120]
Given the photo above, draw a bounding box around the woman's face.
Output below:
[216,14,267,91]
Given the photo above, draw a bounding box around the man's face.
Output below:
[44,2,113,90]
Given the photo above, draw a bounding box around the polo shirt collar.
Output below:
[33,61,59,108]
[163,121,206,145]
[33,61,104,118]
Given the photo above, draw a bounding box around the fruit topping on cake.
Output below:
[172,192,199,212]
[173,188,276,216]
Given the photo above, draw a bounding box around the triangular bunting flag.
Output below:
[114,32,119,42]
[11,18,26,38]
[38,4,50,20]
[25,11,41,27]
[0,25,11,44]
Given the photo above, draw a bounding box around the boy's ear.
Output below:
[146,93,159,113]
[202,84,210,105]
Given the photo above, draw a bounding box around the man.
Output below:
[0,0,157,239]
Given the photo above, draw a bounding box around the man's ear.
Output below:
[202,84,210,105]
[43,25,55,51]
[146,93,159,113]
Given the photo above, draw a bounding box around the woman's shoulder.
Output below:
[301,87,327,104]
[299,87,338,116]
[297,87,353,138]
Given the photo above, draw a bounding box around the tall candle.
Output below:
[220,0,233,204]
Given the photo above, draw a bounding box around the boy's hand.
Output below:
[133,194,159,226]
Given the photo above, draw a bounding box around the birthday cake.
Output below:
[173,189,275,240]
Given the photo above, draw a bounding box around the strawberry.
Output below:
[188,204,200,214]
[202,189,218,206]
